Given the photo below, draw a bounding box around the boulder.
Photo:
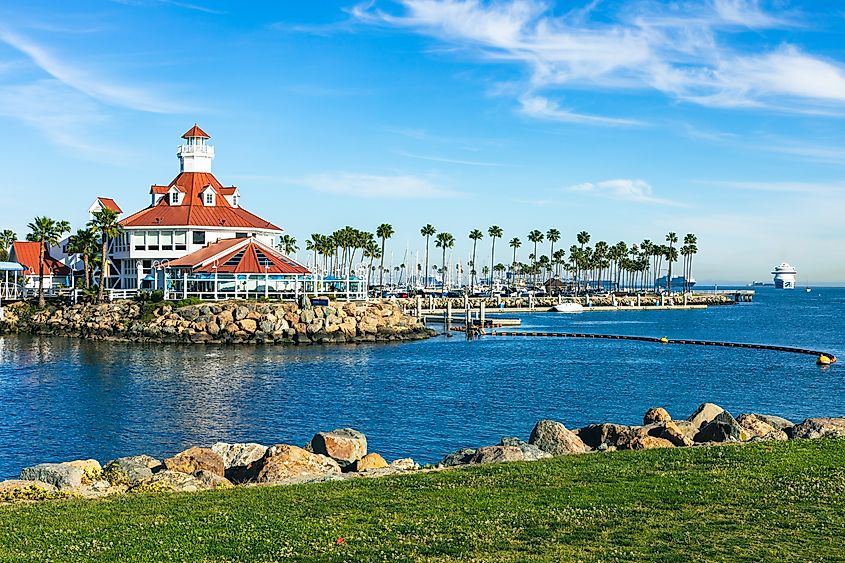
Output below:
[753,414,794,430]
[656,421,695,447]
[440,448,477,467]
[629,435,675,450]
[643,407,671,425]
[104,455,161,485]
[352,453,389,472]
[163,447,225,477]
[688,403,726,430]
[469,445,524,464]
[194,470,234,490]
[576,423,638,450]
[256,445,341,484]
[736,414,778,439]
[529,420,589,455]
[20,463,84,491]
[500,436,552,461]
[310,428,367,465]
[786,417,845,440]
[65,459,103,480]
[0,479,59,500]
[134,470,206,493]
[694,413,746,443]
[211,442,268,470]
[390,458,418,471]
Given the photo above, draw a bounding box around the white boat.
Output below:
[553,302,584,313]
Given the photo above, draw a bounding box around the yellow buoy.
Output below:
[660,337,668,344]
[817,355,832,366]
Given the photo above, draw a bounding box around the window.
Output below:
[160,231,173,251]
[175,231,187,251]
[132,231,146,251]
[205,193,213,205]
[236,232,247,239]
[192,231,206,245]
[147,231,159,251]
[170,192,179,205]
[223,250,245,267]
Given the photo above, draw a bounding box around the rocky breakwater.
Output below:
[438,403,840,468]
[398,293,733,311]
[1,428,419,502]
[0,299,434,345]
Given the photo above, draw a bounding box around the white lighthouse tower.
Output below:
[177,124,214,172]
[772,263,797,289]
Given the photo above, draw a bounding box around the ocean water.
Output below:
[0,287,842,479]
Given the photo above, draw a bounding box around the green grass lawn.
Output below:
[2,438,845,562]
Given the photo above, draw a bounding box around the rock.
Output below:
[629,435,675,449]
[576,423,637,450]
[688,402,726,430]
[163,447,225,477]
[238,319,257,333]
[310,428,367,466]
[390,458,418,471]
[194,470,234,490]
[656,421,695,447]
[353,453,388,472]
[786,417,845,439]
[255,445,341,484]
[694,414,746,442]
[736,414,778,439]
[65,459,103,479]
[469,445,524,464]
[529,420,589,455]
[211,442,268,470]
[643,407,671,425]
[500,436,552,461]
[440,448,476,466]
[104,455,161,485]
[134,470,206,492]
[752,414,795,430]
[20,463,84,491]
[0,479,59,500]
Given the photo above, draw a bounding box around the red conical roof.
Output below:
[182,124,210,139]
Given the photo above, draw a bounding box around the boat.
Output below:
[772,263,797,290]
[553,302,584,313]
[655,276,695,290]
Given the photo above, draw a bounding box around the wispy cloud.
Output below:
[295,172,459,199]
[108,0,224,14]
[353,0,845,121]
[568,179,684,206]
[395,149,509,167]
[697,179,844,195]
[0,27,185,113]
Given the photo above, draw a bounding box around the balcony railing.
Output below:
[177,144,214,155]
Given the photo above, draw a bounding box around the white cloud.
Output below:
[0,27,184,113]
[354,0,845,119]
[569,179,683,206]
[295,172,459,199]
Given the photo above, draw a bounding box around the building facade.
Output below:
[111,125,286,289]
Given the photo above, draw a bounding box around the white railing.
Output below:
[177,144,214,155]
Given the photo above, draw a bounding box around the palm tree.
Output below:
[306,234,321,271]
[527,230,544,284]
[468,229,484,292]
[278,234,298,255]
[434,232,455,289]
[420,224,436,288]
[546,229,560,277]
[0,229,16,261]
[88,209,123,303]
[665,232,678,293]
[376,223,394,288]
[26,217,70,308]
[487,225,503,287]
[576,231,590,293]
[509,237,521,278]
[682,233,698,293]
[66,229,98,289]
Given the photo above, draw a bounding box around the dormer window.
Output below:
[201,185,216,206]
[170,192,179,205]
[205,193,213,205]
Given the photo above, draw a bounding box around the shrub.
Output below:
[174,297,202,308]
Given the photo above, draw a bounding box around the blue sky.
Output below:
[1,0,844,283]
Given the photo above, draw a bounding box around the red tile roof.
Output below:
[96,197,122,213]
[164,237,310,275]
[123,172,281,231]
[10,242,71,277]
[182,124,210,139]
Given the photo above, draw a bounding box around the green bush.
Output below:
[174,297,202,308]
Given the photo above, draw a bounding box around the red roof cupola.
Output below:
[182,124,210,139]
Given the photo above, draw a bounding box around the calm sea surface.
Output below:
[1,287,843,478]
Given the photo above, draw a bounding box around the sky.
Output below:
[0,0,844,284]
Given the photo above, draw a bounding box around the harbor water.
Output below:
[0,287,843,479]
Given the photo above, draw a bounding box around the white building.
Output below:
[111,125,286,289]
[772,263,797,289]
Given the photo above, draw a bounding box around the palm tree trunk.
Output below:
[424,237,430,289]
[37,242,45,308]
[83,254,90,289]
[97,236,107,303]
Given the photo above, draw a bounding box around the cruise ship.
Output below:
[772,263,797,289]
